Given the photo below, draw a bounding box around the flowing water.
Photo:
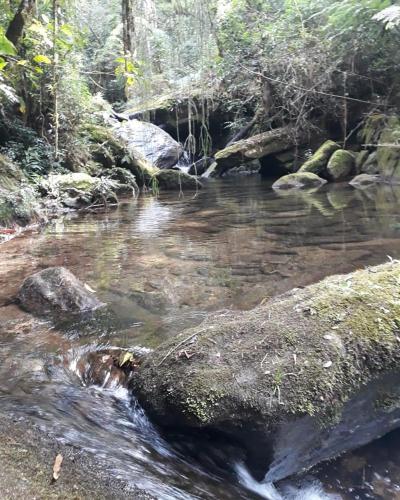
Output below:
[1,177,400,499]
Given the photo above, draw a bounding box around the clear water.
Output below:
[1,177,400,499]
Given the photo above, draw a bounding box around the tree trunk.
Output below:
[122,0,135,59]
[6,0,36,47]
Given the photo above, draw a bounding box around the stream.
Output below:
[1,177,400,499]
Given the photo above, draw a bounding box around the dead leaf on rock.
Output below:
[52,454,63,483]
[84,283,96,293]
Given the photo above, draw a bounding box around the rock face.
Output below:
[272,172,327,190]
[153,170,203,191]
[133,262,400,482]
[299,140,340,176]
[326,150,355,181]
[359,114,400,182]
[214,127,294,174]
[0,154,41,228]
[114,119,184,169]
[18,267,104,316]
[376,116,400,182]
[40,172,135,208]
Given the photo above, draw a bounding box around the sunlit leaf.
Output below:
[33,54,52,65]
[0,30,16,56]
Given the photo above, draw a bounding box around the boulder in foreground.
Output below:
[18,267,104,316]
[272,172,327,190]
[133,262,400,482]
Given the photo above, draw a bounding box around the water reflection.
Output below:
[1,178,400,498]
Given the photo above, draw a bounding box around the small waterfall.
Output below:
[235,463,342,500]
[175,151,192,173]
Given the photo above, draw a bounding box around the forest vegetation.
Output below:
[0,0,399,228]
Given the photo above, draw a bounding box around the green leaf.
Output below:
[33,54,52,65]
[0,30,16,56]
[0,57,7,71]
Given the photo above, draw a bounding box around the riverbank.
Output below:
[0,412,154,499]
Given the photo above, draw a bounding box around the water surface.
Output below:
[1,177,400,499]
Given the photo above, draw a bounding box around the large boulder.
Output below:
[113,119,184,169]
[40,172,134,208]
[153,170,203,191]
[298,140,340,176]
[18,267,104,316]
[358,114,400,182]
[272,172,327,190]
[214,128,294,175]
[133,262,400,483]
[326,149,355,181]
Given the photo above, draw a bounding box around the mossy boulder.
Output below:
[214,127,294,175]
[326,150,355,181]
[272,172,327,190]
[133,262,400,482]
[0,154,42,228]
[359,114,387,146]
[360,151,379,175]
[298,140,340,176]
[153,170,203,191]
[39,172,131,208]
[355,150,370,173]
[102,167,139,195]
[83,123,157,188]
[376,116,400,182]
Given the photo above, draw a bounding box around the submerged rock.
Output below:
[349,173,384,188]
[133,262,400,483]
[299,140,340,176]
[153,170,203,191]
[326,150,355,181]
[114,119,184,169]
[214,127,294,174]
[272,172,327,190]
[18,267,104,316]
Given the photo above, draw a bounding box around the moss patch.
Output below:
[327,149,355,181]
[299,140,340,176]
[134,262,400,433]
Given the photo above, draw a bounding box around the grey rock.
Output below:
[18,267,104,317]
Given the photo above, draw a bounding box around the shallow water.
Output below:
[1,177,400,499]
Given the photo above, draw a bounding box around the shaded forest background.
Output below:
[0,0,399,175]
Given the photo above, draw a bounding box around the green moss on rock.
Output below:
[153,169,203,191]
[214,127,294,173]
[272,172,327,190]
[327,150,355,181]
[376,116,400,181]
[299,140,340,175]
[133,261,400,440]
